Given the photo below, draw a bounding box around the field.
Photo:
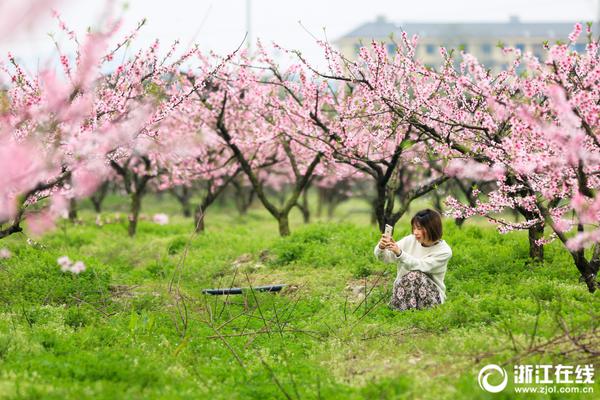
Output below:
[0,195,598,399]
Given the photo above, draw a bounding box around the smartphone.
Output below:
[384,224,393,237]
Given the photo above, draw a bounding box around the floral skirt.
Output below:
[389,270,441,311]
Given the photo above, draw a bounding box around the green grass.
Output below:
[0,195,598,399]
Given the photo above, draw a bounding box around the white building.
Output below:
[335,15,589,70]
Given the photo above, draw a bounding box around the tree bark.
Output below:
[316,188,324,218]
[128,190,143,237]
[278,214,290,236]
[327,198,336,220]
[68,198,78,221]
[182,197,192,218]
[90,181,109,214]
[233,181,255,216]
[194,204,206,232]
[527,223,544,261]
[374,175,449,233]
[374,184,387,232]
[535,200,597,292]
[432,189,444,213]
[193,171,241,233]
[298,189,310,224]
[516,207,545,262]
[171,186,192,218]
[571,250,597,293]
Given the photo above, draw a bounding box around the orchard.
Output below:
[0,2,598,399]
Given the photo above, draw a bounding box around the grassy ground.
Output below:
[0,195,598,399]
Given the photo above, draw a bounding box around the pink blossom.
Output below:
[72,166,103,198]
[152,213,169,225]
[444,159,505,181]
[553,218,572,233]
[39,70,70,113]
[0,140,48,221]
[71,261,86,274]
[566,229,600,251]
[76,32,108,89]
[57,255,71,266]
[0,0,61,38]
[57,256,86,274]
[568,23,583,43]
[0,248,11,259]
[57,256,72,272]
[49,195,69,219]
[27,211,56,237]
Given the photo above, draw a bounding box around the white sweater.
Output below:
[374,234,452,303]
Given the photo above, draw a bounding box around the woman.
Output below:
[374,209,452,311]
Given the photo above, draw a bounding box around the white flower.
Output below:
[71,261,86,274]
[57,256,85,274]
[57,256,71,267]
[153,213,169,225]
[0,248,11,259]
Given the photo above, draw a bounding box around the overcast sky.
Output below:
[2,0,597,69]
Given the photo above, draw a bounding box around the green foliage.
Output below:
[0,246,110,307]
[0,203,598,399]
[167,235,187,255]
[269,223,383,277]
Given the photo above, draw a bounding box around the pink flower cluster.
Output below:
[57,256,86,274]
[152,213,169,225]
[0,248,11,259]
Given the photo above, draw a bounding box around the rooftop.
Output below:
[340,15,584,40]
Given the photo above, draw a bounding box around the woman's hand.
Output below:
[387,241,402,256]
[378,234,391,249]
[379,234,401,256]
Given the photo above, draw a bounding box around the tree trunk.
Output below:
[370,198,378,226]
[432,190,443,213]
[170,186,192,218]
[180,187,192,218]
[278,215,290,237]
[572,250,597,293]
[528,223,544,262]
[375,186,406,233]
[238,189,254,215]
[90,181,110,214]
[516,207,545,262]
[182,199,192,218]
[194,204,206,233]
[68,198,77,222]
[92,199,102,214]
[374,185,387,232]
[233,184,254,216]
[128,191,143,237]
[278,188,286,207]
[327,199,336,220]
[317,188,324,218]
[234,194,245,216]
[300,189,310,224]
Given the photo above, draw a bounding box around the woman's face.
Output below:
[412,223,429,244]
